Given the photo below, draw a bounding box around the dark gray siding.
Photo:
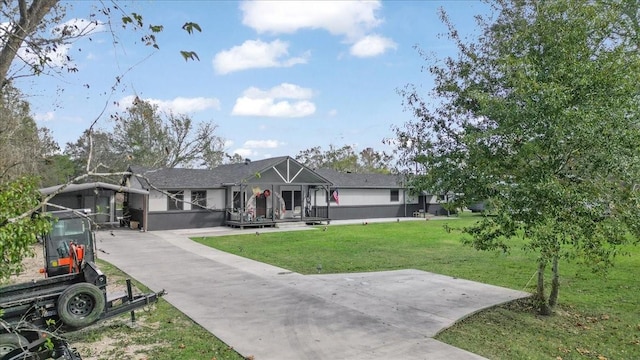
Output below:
[326,205,413,220]
[313,203,449,221]
[147,210,225,231]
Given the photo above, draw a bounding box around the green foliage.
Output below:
[39,154,77,187]
[63,129,121,175]
[0,85,58,184]
[179,50,200,62]
[0,177,51,281]
[295,145,394,173]
[181,22,202,34]
[393,0,640,311]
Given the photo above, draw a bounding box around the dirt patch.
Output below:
[7,244,46,284]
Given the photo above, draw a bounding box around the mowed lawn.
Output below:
[193,215,640,360]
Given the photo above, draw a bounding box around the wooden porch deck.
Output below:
[225,217,330,229]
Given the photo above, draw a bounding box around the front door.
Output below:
[255,195,267,218]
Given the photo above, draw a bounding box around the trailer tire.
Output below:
[0,333,29,357]
[57,283,105,328]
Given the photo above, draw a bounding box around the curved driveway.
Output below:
[96,225,529,360]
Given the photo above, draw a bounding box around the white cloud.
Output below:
[213,39,309,75]
[244,83,313,100]
[231,83,316,118]
[244,140,284,149]
[118,95,220,113]
[328,109,338,117]
[233,148,256,158]
[241,0,382,40]
[34,111,55,122]
[240,1,395,58]
[52,18,105,38]
[350,34,397,57]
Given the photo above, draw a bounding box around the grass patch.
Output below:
[66,260,245,360]
[193,215,640,360]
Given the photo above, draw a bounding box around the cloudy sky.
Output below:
[17,0,490,161]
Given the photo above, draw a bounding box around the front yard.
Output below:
[193,215,639,360]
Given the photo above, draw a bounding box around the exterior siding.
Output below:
[316,188,408,206]
[149,189,167,211]
[326,204,415,220]
[323,202,449,220]
[207,189,225,209]
[147,210,225,231]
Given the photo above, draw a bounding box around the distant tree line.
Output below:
[295,145,394,174]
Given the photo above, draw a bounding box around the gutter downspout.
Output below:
[403,188,407,217]
[144,193,149,231]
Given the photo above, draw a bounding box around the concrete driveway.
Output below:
[95,224,529,360]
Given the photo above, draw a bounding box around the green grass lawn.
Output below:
[193,215,640,360]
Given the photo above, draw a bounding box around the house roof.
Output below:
[128,165,224,189]
[127,156,332,189]
[40,181,149,195]
[315,168,405,189]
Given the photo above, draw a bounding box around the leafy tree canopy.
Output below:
[393,0,640,314]
[296,145,394,174]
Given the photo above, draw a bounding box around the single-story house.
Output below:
[118,156,449,231]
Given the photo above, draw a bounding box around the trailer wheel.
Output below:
[0,333,29,357]
[57,283,106,328]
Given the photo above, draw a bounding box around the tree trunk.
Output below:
[536,259,551,315]
[0,0,59,88]
[548,254,560,308]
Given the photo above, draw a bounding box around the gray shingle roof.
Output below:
[315,168,404,188]
[127,156,332,189]
[128,165,224,189]
[212,156,289,183]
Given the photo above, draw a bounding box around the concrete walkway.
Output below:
[95,220,529,360]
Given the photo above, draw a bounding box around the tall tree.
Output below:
[0,85,58,183]
[295,146,325,169]
[325,145,359,172]
[296,145,394,173]
[64,129,119,174]
[0,0,60,88]
[359,147,393,174]
[393,0,640,314]
[112,98,225,169]
[39,154,76,187]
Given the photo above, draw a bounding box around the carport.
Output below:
[40,182,149,228]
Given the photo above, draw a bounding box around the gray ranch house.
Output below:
[121,156,445,231]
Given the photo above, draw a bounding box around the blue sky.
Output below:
[17,0,490,162]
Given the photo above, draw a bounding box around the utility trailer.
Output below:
[0,210,165,360]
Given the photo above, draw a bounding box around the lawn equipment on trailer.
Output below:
[0,210,165,360]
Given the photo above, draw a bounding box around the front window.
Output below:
[191,190,207,208]
[390,189,399,202]
[282,190,302,210]
[167,191,184,210]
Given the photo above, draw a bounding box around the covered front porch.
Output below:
[223,157,333,229]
